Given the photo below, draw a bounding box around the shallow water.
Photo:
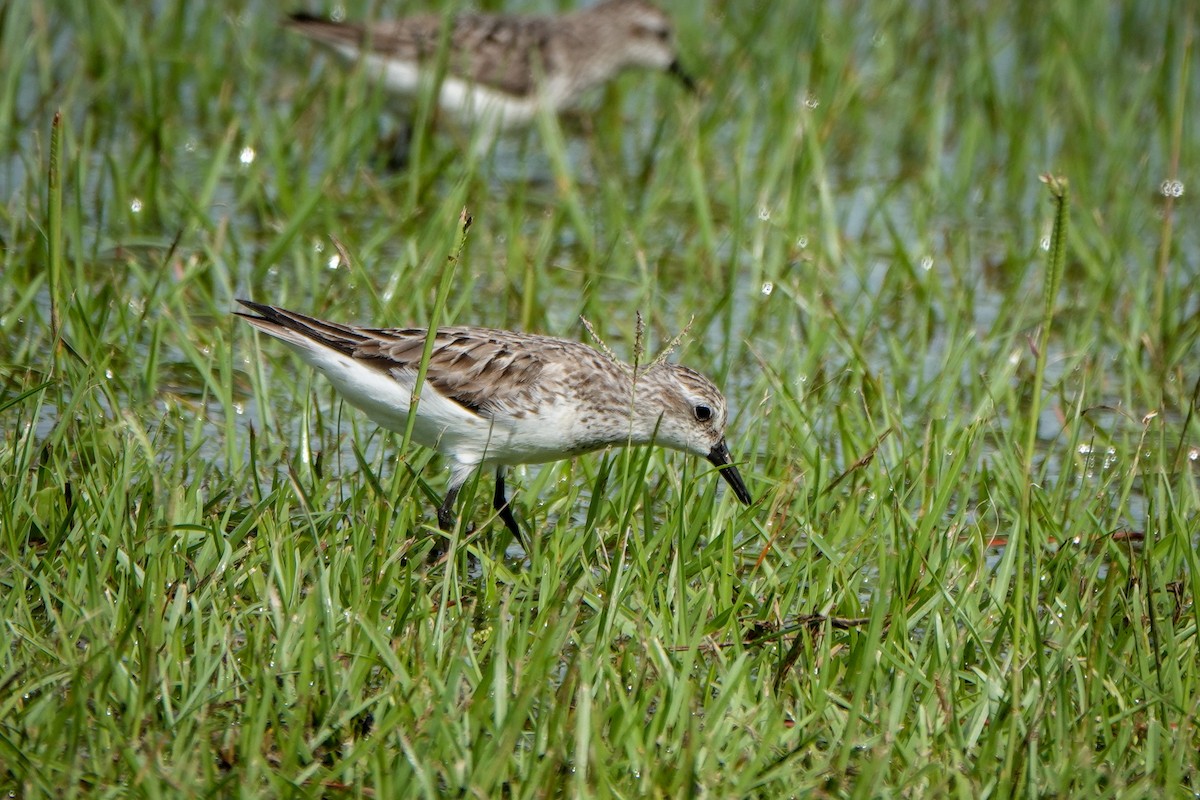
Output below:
[4,1,1197,550]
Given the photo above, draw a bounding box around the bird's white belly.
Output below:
[346,48,566,131]
[283,338,610,469]
[478,402,605,466]
[289,344,488,449]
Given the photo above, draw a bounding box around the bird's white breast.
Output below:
[345,48,571,131]
[283,339,490,451]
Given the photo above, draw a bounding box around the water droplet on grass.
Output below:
[1160,179,1184,198]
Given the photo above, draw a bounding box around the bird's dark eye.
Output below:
[694,404,712,422]
[635,23,671,42]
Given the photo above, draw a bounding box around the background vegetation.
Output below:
[2,0,1198,796]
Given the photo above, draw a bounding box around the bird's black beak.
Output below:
[706,439,753,505]
[667,59,697,93]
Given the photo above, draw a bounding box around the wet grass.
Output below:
[3,0,1200,796]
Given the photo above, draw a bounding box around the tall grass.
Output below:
[1,0,1198,796]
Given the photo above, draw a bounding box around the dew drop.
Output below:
[239,146,256,165]
[1160,179,1185,198]
[130,198,143,213]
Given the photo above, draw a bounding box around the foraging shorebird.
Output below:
[237,300,751,547]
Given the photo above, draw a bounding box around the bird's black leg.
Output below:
[494,468,529,552]
[384,121,412,172]
[437,484,460,533]
[423,484,463,564]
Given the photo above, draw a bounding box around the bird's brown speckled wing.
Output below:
[356,327,568,416]
[236,301,591,418]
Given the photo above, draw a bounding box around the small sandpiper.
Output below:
[284,0,694,152]
[236,301,751,547]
